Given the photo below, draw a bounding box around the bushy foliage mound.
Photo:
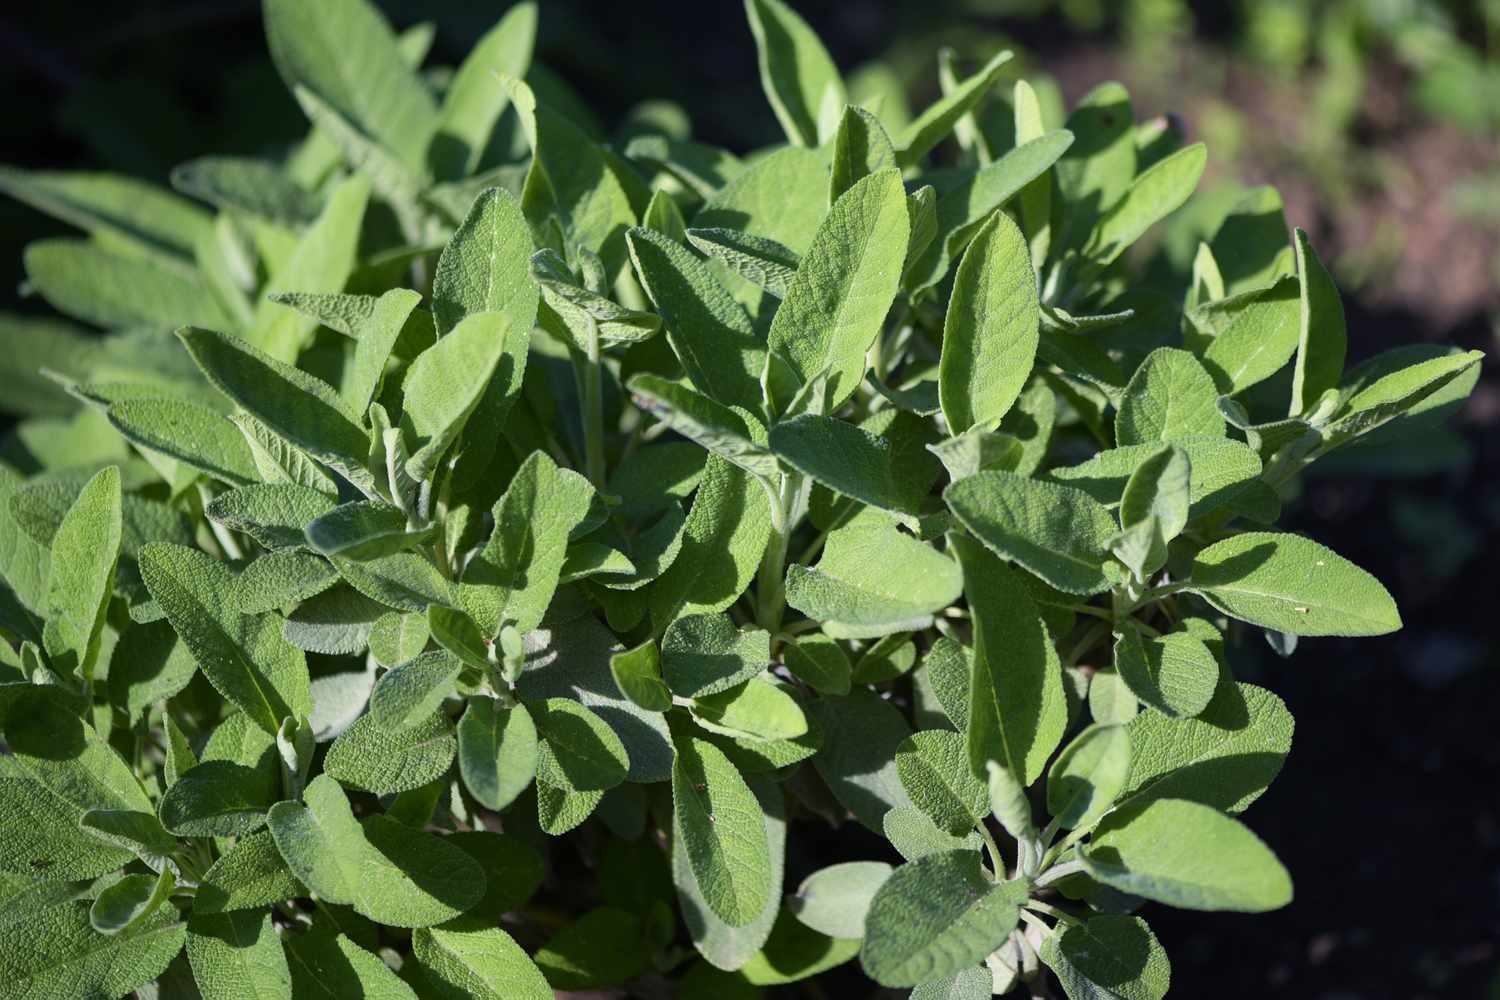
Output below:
[0,0,1482,997]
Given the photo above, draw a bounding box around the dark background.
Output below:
[1,2,1496,997]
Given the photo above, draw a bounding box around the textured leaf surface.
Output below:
[0,902,184,1000]
[952,536,1066,785]
[859,849,1026,987]
[140,542,310,735]
[1115,348,1223,445]
[789,860,891,939]
[1039,915,1171,1000]
[1189,532,1400,636]
[939,210,1039,434]
[412,924,551,1000]
[1080,797,1292,912]
[661,613,771,698]
[767,168,908,405]
[786,523,961,636]
[745,0,844,147]
[896,730,989,836]
[267,775,483,928]
[457,698,537,812]
[672,731,772,928]
[1112,625,1218,719]
[946,471,1116,595]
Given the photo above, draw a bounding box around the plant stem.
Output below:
[756,472,798,641]
[976,821,1006,880]
[581,315,606,488]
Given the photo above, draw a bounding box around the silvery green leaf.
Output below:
[264,0,437,168]
[945,471,1116,595]
[623,136,745,201]
[140,542,311,736]
[305,501,431,560]
[895,730,989,836]
[282,586,386,656]
[1046,436,1260,523]
[627,375,777,479]
[881,807,981,863]
[1079,797,1291,912]
[531,249,660,349]
[785,523,961,638]
[285,928,417,1000]
[859,850,1027,987]
[106,397,257,486]
[627,228,765,408]
[1199,275,1300,395]
[266,775,483,928]
[244,175,371,362]
[0,902,184,999]
[781,634,851,696]
[171,156,324,226]
[768,168,908,406]
[1047,724,1130,831]
[207,485,339,551]
[410,924,551,1000]
[1288,229,1346,417]
[41,465,119,685]
[1188,532,1400,636]
[905,129,1075,294]
[685,227,801,299]
[24,238,230,332]
[323,711,455,795]
[191,830,304,915]
[643,189,688,242]
[368,611,429,669]
[1038,915,1171,1000]
[1115,348,1224,445]
[400,310,523,482]
[0,165,210,259]
[671,728,772,928]
[690,677,808,742]
[609,640,672,711]
[745,0,845,147]
[939,210,1039,434]
[370,651,463,732]
[235,549,338,615]
[186,906,291,1000]
[831,105,896,203]
[1053,82,1135,253]
[1085,143,1206,266]
[951,535,1066,785]
[1112,623,1218,720]
[895,50,1012,168]
[789,861,891,940]
[459,450,595,637]
[77,809,175,872]
[457,697,537,812]
[178,327,371,491]
[1321,348,1483,450]
[1120,680,1291,814]
[428,3,537,182]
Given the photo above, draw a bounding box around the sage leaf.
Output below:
[745,0,845,147]
[859,849,1027,987]
[671,730,772,928]
[785,523,962,637]
[1112,624,1218,719]
[1189,532,1400,636]
[767,168,909,405]
[266,775,484,928]
[945,471,1117,595]
[895,730,989,836]
[951,536,1066,785]
[457,698,538,812]
[140,542,311,735]
[1114,347,1224,445]
[1079,797,1292,912]
[1038,915,1171,1000]
[789,860,891,939]
[1047,724,1130,831]
[939,210,1039,434]
[41,465,120,685]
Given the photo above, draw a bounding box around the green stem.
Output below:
[581,315,606,488]
[756,473,797,641]
[975,821,1006,881]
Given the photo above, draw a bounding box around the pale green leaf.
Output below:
[41,466,120,685]
[24,239,229,331]
[1288,229,1346,416]
[266,775,483,928]
[671,730,772,927]
[457,698,537,812]
[945,471,1116,595]
[1039,915,1171,1000]
[1115,348,1224,445]
[786,523,961,637]
[1047,724,1130,831]
[859,849,1026,987]
[939,210,1039,434]
[1080,797,1292,912]
[745,0,845,147]
[1112,625,1218,719]
[186,907,292,1000]
[429,3,537,181]
[789,860,891,939]
[1189,532,1400,636]
[895,730,988,836]
[411,923,551,1000]
[768,168,909,405]
[1086,144,1206,265]
[323,711,454,795]
[951,536,1066,784]
[140,542,311,735]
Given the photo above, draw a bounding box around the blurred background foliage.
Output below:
[1,1,1496,996]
